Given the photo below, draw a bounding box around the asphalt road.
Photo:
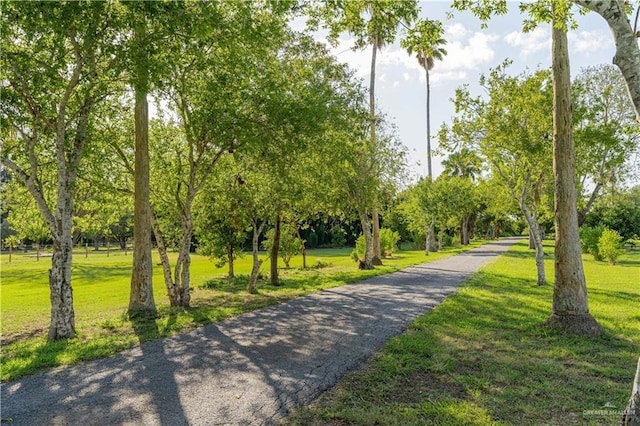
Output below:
[1,237,519,425]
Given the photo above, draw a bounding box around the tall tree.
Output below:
[401,18,447,179]
[442,66,553,285]
[548,12,602,335]
[402,18,447,253]
[573,64,640,224]
[1,1,117,339]
[309,0,419,266]
[450,0,609,335]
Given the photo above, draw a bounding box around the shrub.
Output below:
[380,228,401,257]
[351,228,400,260]
[580,226,604,261]
[352,235,366,261]
[309,259,332,269]
[598,228,624,265]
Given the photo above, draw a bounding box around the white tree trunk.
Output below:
[248,220,265,294]
[572,0,640,121]
[48,212,76,340]
[521,202,547,286]
[150,210,178,306]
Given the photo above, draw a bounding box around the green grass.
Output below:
[0,242,486,382]
[284,241,640,426]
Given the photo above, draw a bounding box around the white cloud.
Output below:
[504,27,550,57]
[445,23,469,41]
[321,29,497,87]
[568,29,610,54]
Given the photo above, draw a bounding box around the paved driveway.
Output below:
[1,238,519,425]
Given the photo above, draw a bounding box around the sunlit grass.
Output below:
[0,241,486,382]
[285,241,640,425]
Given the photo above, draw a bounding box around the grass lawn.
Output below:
[285,240,640,426]
[0,241,486,382]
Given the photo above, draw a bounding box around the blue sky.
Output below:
[312,1,636,181]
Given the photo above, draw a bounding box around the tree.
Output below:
[573,65,640,224]
[451,0,605,335]
[597,228,624,265]
[401,18,447,253]
[441,66,553,285]
[1,1,118,340]
[401,18,447,179]
[548,10,602,335]
[309,0,420,265]
[120,2,188,316]
[4,235,21,264]
[263,223,301,268]
[194,162,250,279]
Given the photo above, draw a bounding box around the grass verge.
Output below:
[284,241,640,425]
[1,242,486,382]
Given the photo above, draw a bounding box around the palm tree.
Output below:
[442,148,481,180]
[402,19,447,253]
[402,19,447,179]
[364,2,419,265]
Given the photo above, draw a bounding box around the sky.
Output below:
[304,1,638,182]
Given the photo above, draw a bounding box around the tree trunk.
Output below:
[426,65,433,178]
[174,221,192,308]
[227,246,235,278]
[521,202,547,286]
[372,206,383,265]
[548,22,601,336]
[151,209,178,307]
[369,42,383,266]
[461,215,471,245]
[359,211,374,270]
[48,217,76,340]
[129,22,156,317]
[428,216,437,252]
[529,231,536,249]
[572,0,640,121]
[424,224,430,255]
[270,216,281,286]
[293,220,307,269]
[248,220,265,294]
[622,356,640,426]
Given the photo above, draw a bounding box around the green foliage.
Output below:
[262,223,302,268]
[585,186,640,241]
[401,18,447,71]
[379,228,401,257]
[579,225,604,261]
[330,226,347,248]
[598,228,624,265]
[353,228,400,259]
[309,259,333,269]
[4,235,21,249]
[352,235,366,262]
